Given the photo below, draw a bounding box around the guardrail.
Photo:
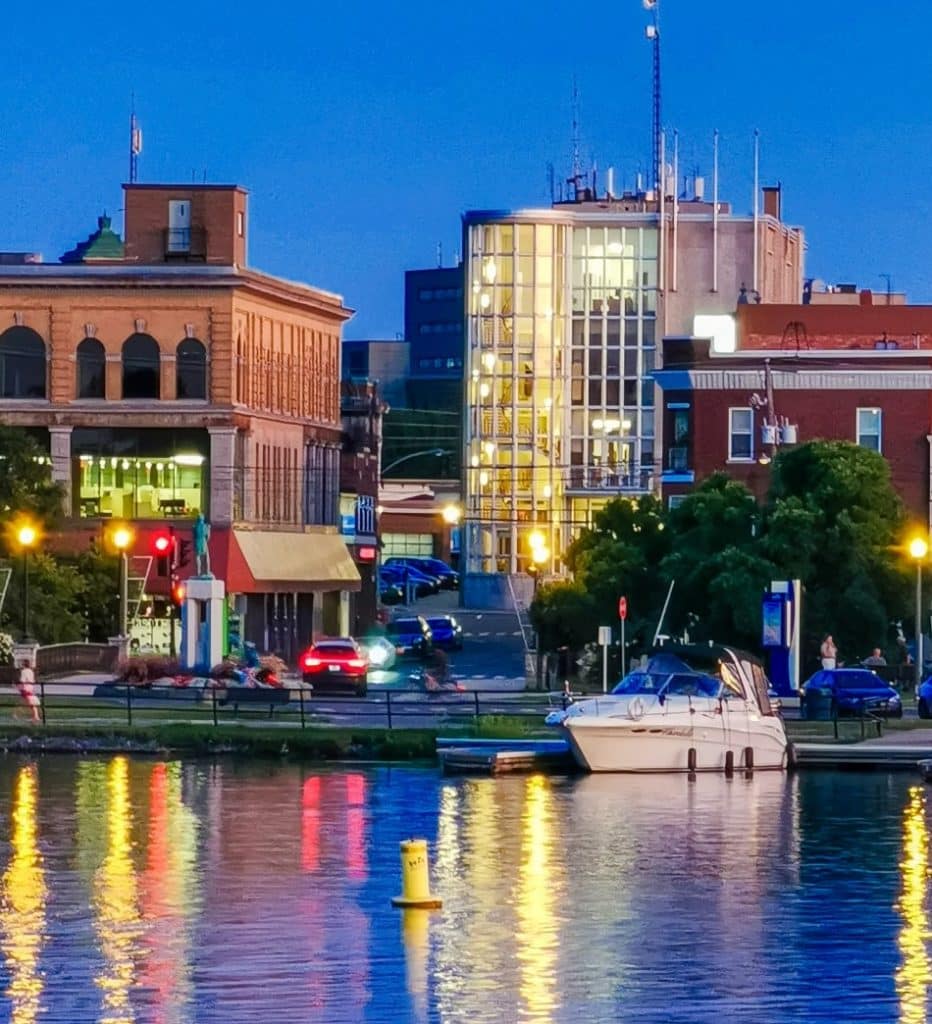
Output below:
[4,683,555,731]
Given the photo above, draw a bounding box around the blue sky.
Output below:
[1,0,930,336]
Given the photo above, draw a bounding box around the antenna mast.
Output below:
[644,1,662,190]
[566,76,584,199]
[129,96,142,184]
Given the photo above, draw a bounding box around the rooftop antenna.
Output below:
[644,0,662,190]
[566,76,584,199]
[437,241,443,268]
[880,273,893,304]
[128,94,142,184]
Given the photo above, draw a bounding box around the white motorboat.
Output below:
[550,644,789,773]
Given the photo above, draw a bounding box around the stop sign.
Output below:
[618,596,628,621]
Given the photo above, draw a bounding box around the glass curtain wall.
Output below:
[465,220,566,575]
[569,225,656,494]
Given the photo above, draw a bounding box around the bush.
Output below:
[116,655,181,685]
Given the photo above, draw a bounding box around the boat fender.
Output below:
[724,750,735,776]
[744,746,754,771]
[687,747,697,772]
[627,697,646,721]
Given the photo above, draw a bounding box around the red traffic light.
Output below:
[171,581,186,605]
[151,530,174,557]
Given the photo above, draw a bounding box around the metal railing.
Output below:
[566,466,653,492]
[36,643,119,677]
[1,683,552,731]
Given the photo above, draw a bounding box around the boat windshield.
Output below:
[611,670,723,699]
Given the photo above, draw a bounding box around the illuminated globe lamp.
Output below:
[14,521,38,642]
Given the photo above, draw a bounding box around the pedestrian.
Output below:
[16,660,40,724]
[820,634,838,670]
[863,647,887,667]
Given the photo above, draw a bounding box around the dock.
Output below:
[436,737,577,776]
[794,730,932,769]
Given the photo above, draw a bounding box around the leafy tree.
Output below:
[0,426,63,534]
[529,580,597,653]
[0,551,86,643]
[764,441,909,662]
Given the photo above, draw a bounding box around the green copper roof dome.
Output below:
[60,214,124,263]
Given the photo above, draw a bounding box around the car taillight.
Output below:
[303,656,322,668]
[348,658,367,668]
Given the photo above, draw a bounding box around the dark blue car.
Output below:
[916,677,932,718]
[802,668,903,718]
[426,615,463,651]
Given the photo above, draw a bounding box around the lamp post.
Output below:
[910,536,928,689]
[15,523,37,642]
[530,541,549,595]
[111,525,134,639]
[382,448,452,477]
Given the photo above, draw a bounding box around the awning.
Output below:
[212,529,361,593]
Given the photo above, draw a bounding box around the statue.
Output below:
[193,514,211,576]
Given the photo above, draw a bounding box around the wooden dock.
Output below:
[436,738,577,776]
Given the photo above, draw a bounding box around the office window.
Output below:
[857,407,882,452]
[728,408,753,460]
[76,338,105,399]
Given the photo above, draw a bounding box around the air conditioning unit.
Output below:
[780,424,798,445]
[761,424,778,445]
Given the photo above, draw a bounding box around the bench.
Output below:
[219,686,291,717]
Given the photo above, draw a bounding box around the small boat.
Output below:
[548,644,789,773]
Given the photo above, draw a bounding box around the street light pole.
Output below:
[382,448,451,477]
[110,526,134,640]
[15,523,37,642]
[909,537,928,689]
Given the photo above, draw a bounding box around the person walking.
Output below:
[16,660,40,724]
[820,634,838,670]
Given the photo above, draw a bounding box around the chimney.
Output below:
[762,184,782,220]
[859,289,873,306]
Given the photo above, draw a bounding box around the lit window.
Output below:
[728,408,753,460]
[668,494,687,510]
[857,408,882,452]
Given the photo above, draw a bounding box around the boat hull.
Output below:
[563,715,787,773]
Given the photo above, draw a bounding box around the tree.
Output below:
[660,474,772,646]
[564,494,671,651]
[529,580,597,653]
[0,426,63,533]
[764,441,909,661]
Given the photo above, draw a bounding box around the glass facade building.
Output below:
[463,212,658,575]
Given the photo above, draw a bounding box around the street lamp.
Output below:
[441,504,462,526]
[382,448,452,477]
[15,522,38,642]
[910,536,928,688]
[110,525,134,639]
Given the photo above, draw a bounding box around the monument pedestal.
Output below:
[180,576,227,672]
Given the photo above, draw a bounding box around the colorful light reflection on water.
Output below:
[0,759,927,1022]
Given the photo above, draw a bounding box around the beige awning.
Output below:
[232,529,361,592]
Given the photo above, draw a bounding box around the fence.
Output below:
[36,643,120,677]
[6,683,555,732]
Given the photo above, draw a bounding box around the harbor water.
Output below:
[0,756,928,1023]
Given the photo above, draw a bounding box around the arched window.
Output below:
[122,334,160,399]
[176,338,207,399]
[0,326,46,399]
[76,338,105,399]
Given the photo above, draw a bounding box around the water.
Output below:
[0,757,927,1024]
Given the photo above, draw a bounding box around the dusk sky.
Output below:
[2,0,930,337]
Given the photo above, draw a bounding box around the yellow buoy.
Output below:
[391,838,442,909]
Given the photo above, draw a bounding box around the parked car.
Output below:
[379,582,405,605]
[426,614,463,651]
[801,668,902,719]
[386,556,460,590]
[300,638,368,696]
[380,564,440,597]
[385,616,433,658]
[357,634,397,670]
[916,676,932,718]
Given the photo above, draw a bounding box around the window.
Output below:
[76,338,105,398]
[122,334,161,399]
[857,408,882,452]
[668,494,687,510]
[237,211,245,237]
[0,326,46,399]
[176,338,207,399]
[729,408,753,460]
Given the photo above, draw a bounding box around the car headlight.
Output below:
[368,646,388,666]
[889,694,901,704]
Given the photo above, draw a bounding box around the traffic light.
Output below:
[171,579,186,606]
[177,538,192,568]
[151,528,175,576]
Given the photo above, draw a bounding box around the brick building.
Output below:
[0,183,357,660]
[655,333,932,526]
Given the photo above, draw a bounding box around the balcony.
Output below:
[566,465,654,494]
[662,446,693,482]
[163,226,207,260]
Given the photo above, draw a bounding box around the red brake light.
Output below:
[348,658,366,668]
[303,656,322,668]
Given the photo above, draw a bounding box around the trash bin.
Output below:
[804,687,834,721]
